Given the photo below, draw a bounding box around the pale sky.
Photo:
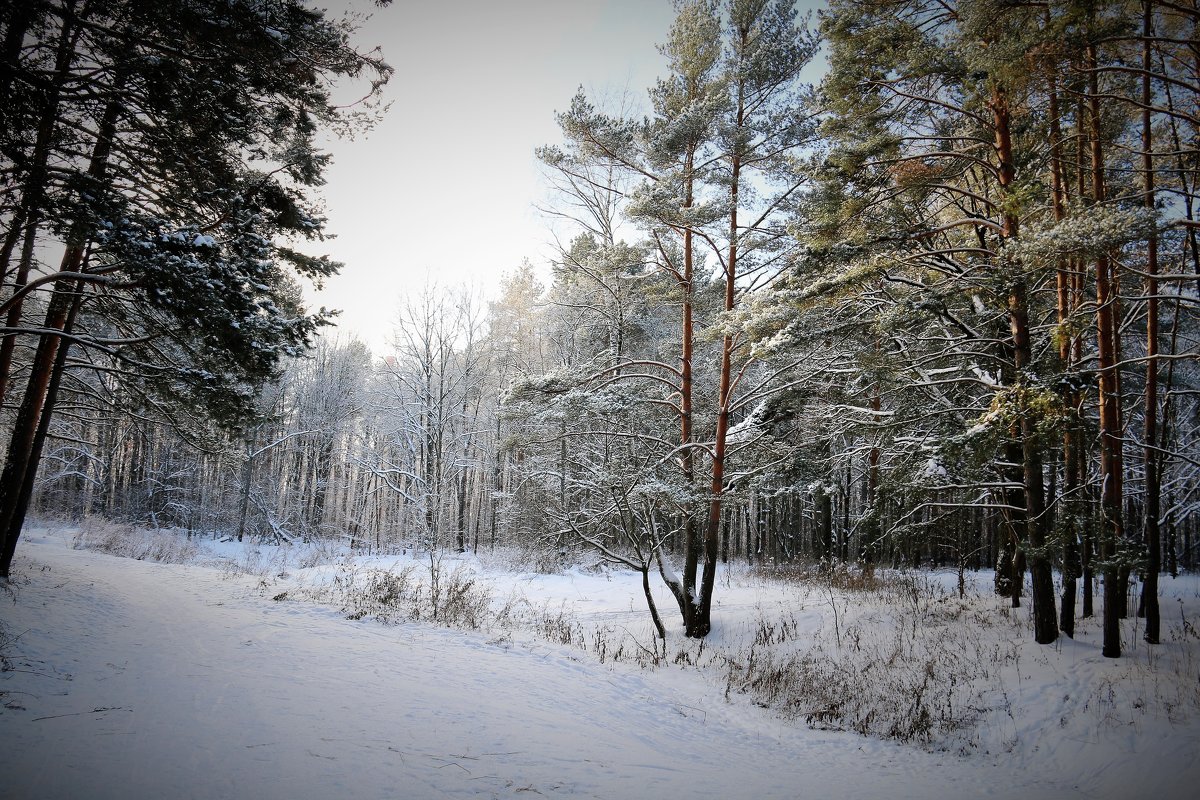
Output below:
[308,0,680,352]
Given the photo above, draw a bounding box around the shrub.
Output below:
[318,559,492,630]
[71,518,200,564]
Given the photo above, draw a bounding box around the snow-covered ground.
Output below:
[1,526,1197,799]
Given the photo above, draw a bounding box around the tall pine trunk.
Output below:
[0,285,84,573]
[0,82,122,576]
[693,149,737,638]
[692,65,746,638]
[1087,42,1125,659]
[1139,0,1161,644]
[0,5,80,404]
[0,281,79,576]
[992,83,1057,643]
[678,175,700,632]
[1048,57,1080,637]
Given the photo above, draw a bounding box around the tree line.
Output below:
[4,0,1197,656]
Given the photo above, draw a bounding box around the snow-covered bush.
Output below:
[722,597,1013,744]
[315,560,492,630]
[214,542,293,580]
[71,519,200,564]
[478,543,574,575]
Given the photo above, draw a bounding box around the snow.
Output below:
[2,527,1198,799]
[656,552,682,587]
[920,457,948,479]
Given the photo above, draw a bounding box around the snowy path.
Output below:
[0,534,1139,798]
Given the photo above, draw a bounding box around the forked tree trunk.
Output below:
[692,66,745,637]
[0,84,122,576]
[693,220,734,637]
[0,275,84,579]
[0,287,84,573]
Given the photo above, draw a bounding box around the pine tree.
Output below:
[0,0,391,577]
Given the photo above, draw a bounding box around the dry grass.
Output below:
[721,596,1017,744]
[303,556,492,630]
[71,518,200,565]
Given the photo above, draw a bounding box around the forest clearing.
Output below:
[1,523,1197,798]
[3,0,1199,796]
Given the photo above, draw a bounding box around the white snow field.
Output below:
[1,526,1198,799]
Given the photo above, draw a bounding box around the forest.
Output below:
[1,0,1198,661]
